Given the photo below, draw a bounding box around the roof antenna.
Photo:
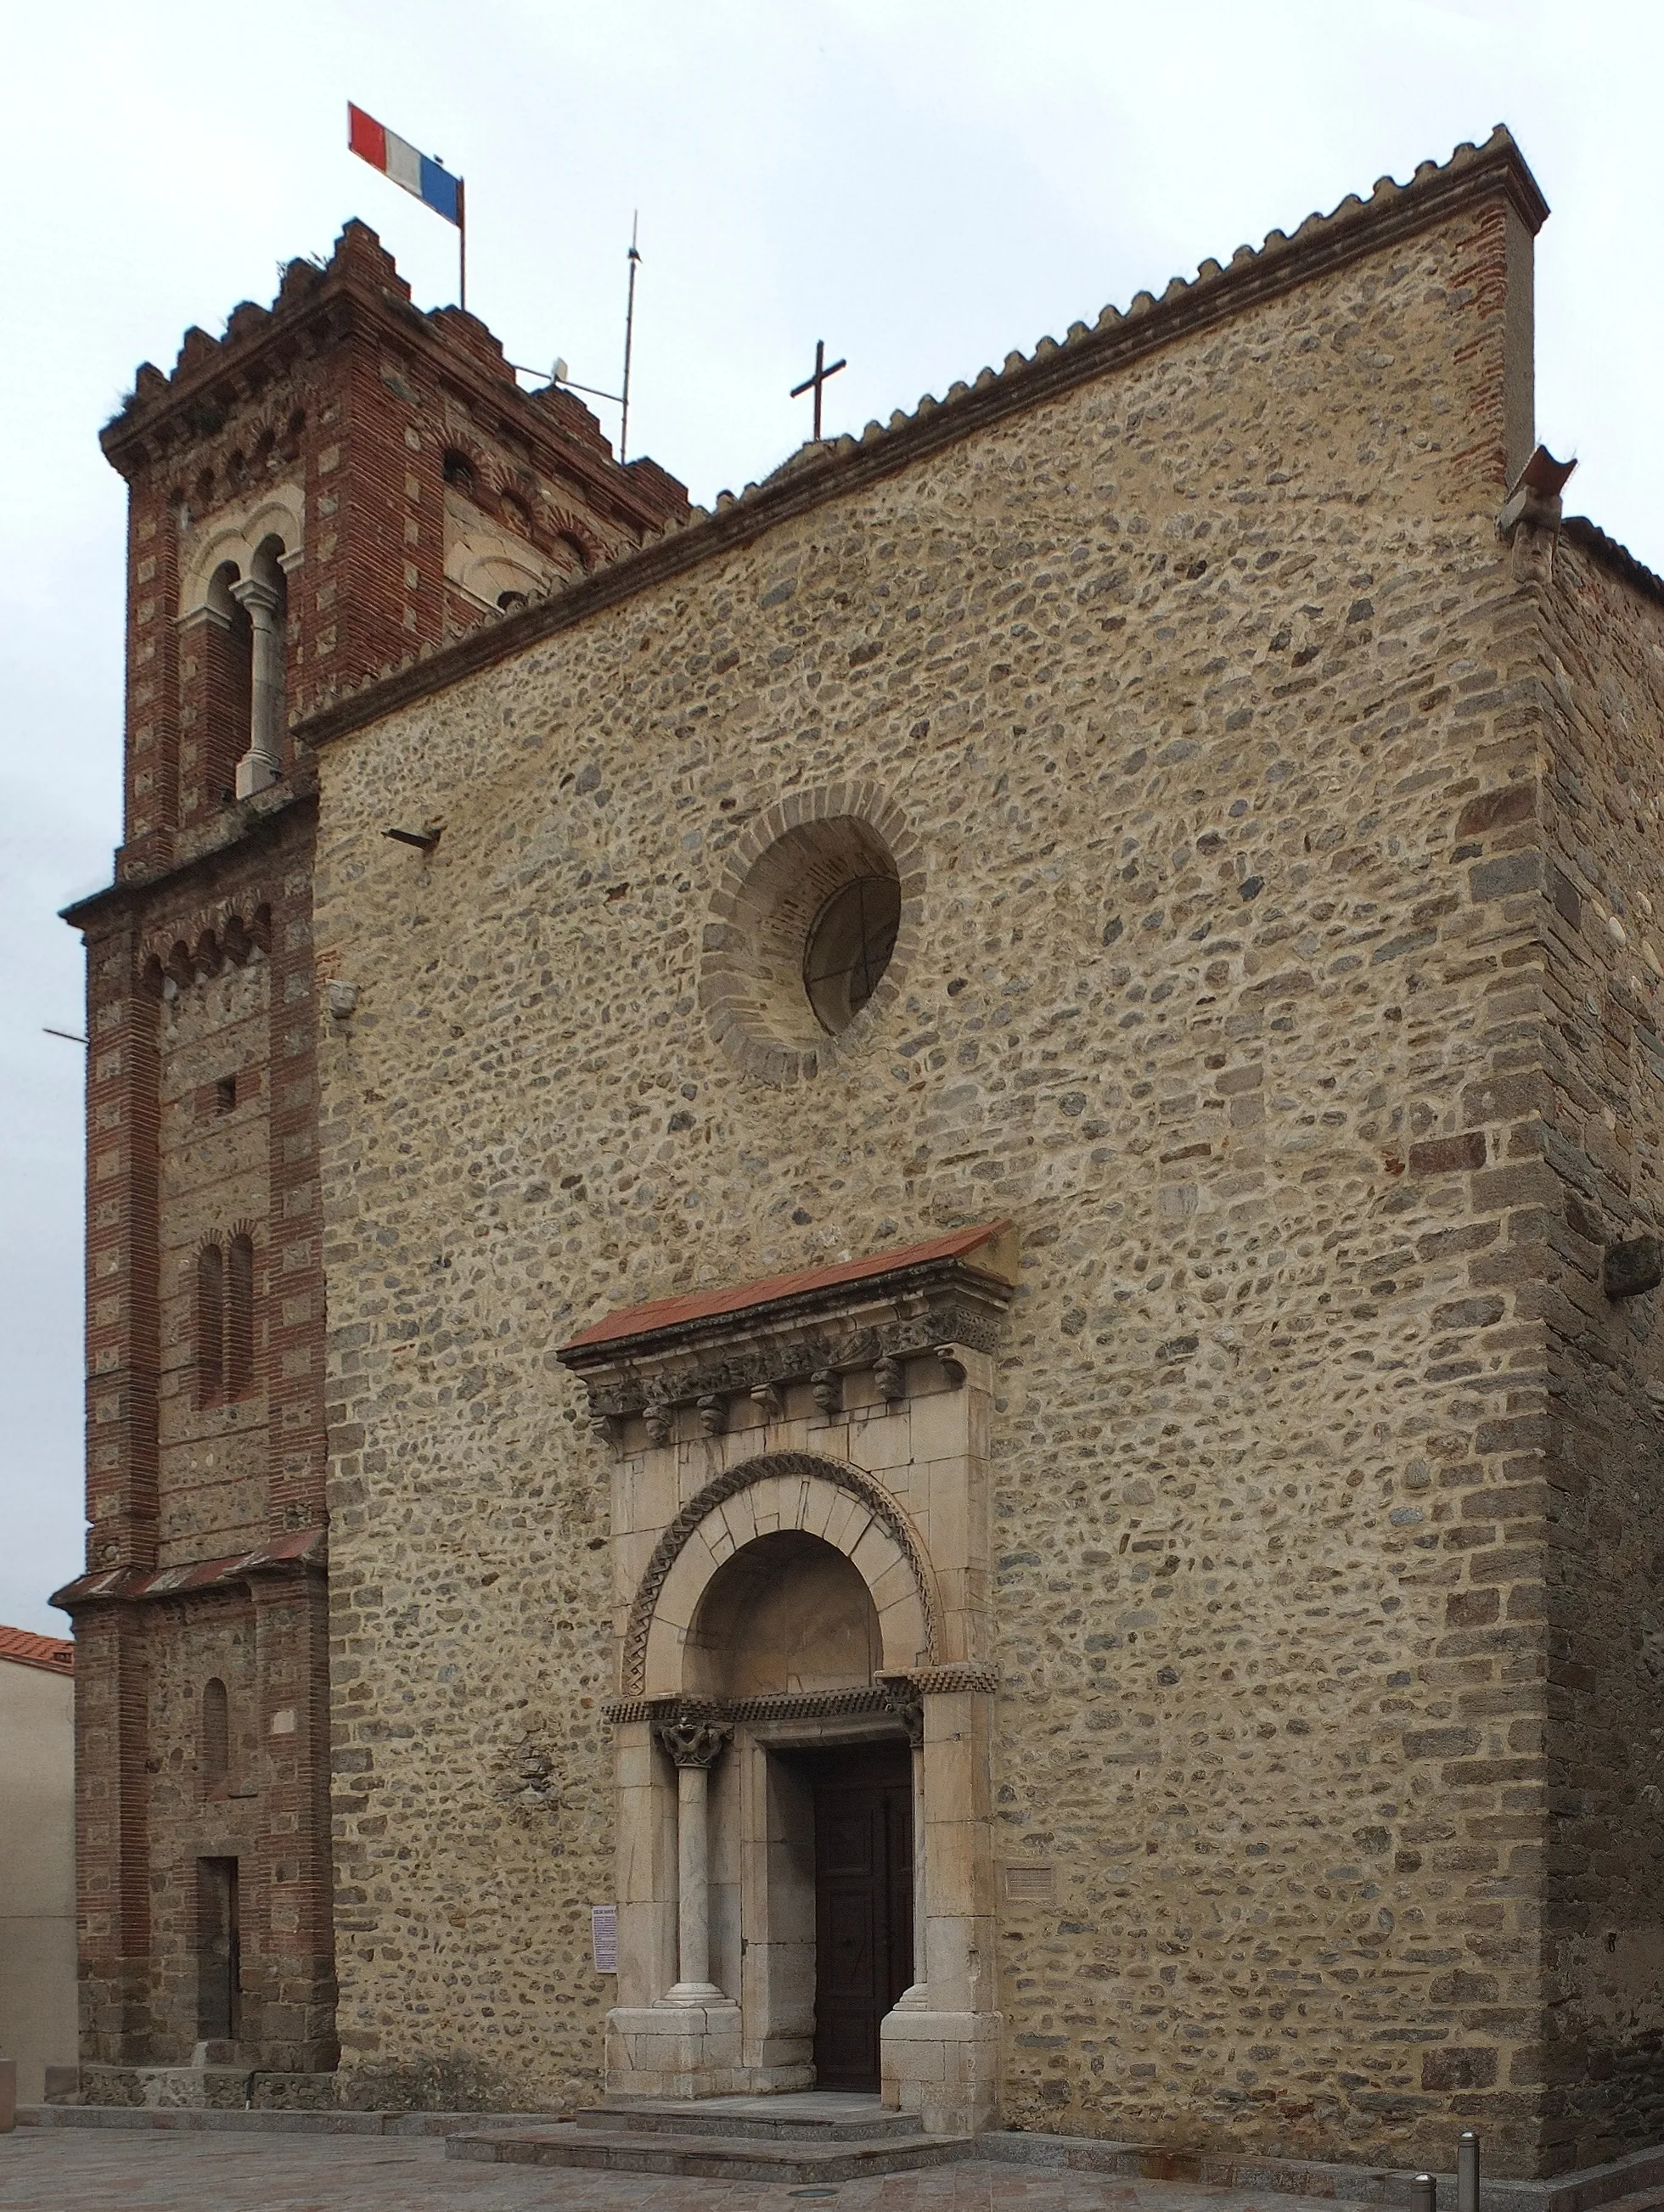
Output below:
[620,212,641,464]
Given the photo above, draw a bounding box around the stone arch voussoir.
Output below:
[699,781,925,1087]
[624,1449,939,1697]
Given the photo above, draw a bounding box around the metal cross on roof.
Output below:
[790,338,846,441]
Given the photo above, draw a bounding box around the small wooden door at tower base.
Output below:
[196,1855,241,2043]
[810,1742,914,2092]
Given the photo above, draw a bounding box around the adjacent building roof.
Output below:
[0,1624,75,1676]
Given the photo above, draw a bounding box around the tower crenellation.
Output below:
[102,218,686,874]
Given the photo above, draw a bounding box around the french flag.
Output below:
[348,104,462,227]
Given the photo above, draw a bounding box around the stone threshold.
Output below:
[16,2105,565,2137]
[448,2125,970,2183]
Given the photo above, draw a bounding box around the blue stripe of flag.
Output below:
[419,155,461,225]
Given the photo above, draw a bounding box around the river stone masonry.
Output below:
[304,130,1664,2175]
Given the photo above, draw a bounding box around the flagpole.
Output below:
[620,213,639,464]
[458,177,468,312]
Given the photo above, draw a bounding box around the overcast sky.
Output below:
[3,0,1660,1635]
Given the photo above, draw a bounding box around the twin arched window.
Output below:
[195,1234,256,1406]
[202,538,289,802]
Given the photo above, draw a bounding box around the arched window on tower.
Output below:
[201,1678,230,1785]
[226,1234,255,1399]
[195,1243,224,1408]
[202,563,253,806]
[230,538,289,798]
[195,1234,258,1406]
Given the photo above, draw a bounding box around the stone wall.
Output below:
[65,803,337,2075]
[304,148,1605,2170]
[1532,530,1664,2167]
[157,952,272,1564]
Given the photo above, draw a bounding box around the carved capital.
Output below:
[876,1672,925,1747]
[229,572,282,624]
[874,1354,905,1402]
[654,1707,733,1771]
[811,1367,841,1417]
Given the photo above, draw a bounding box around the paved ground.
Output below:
[0,2132,1306,2212]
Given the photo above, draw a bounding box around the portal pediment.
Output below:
[557,1219,1016,1446]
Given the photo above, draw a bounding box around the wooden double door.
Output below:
[803,1740,914,2092]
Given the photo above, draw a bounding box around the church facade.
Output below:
[60,127,1664,2179]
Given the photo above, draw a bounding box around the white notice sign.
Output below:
[591,1903,618,1974]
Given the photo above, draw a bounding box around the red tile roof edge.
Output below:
[0,1624,75,1676]
[50,1524,326,1611]
[562,1220,1015,1355]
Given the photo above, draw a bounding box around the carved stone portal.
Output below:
[561,1222,1016,2133]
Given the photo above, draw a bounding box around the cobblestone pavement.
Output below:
[0,2133,1314,2212]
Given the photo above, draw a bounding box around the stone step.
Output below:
[582,2094,922,2142]
[447,2123,974,2182]
[16,2104,566,2137]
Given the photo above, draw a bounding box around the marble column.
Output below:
[879,1673,929,2007]
[655,1710,731,2004]
[231,573,284,797]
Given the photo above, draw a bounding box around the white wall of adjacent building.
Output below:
[0,1644,76,2104]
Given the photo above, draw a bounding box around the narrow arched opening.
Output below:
[202,560,252,803]
[225,1233,255,1398]
[195,1233,257,1405]
[201,1677,230,1783]
[195,1243,224,1408]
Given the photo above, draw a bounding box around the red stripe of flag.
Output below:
[347,103,387,172]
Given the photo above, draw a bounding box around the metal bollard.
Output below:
[1458,2131,1480,2212]
[1412,2176,1436,2212]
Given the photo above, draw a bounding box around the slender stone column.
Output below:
[654,1709,731,2004]
[879,1673,929,2006]
[231,574,284,797]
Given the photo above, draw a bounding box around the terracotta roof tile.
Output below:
[51,1524,326,1613]
[565,1221,1015,1353]
[0,1624,75,1676]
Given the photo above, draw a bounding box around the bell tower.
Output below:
[54,222,688,2101]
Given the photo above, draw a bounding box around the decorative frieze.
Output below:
[555,1221,1016,1446]
[602,1670,994,1733]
